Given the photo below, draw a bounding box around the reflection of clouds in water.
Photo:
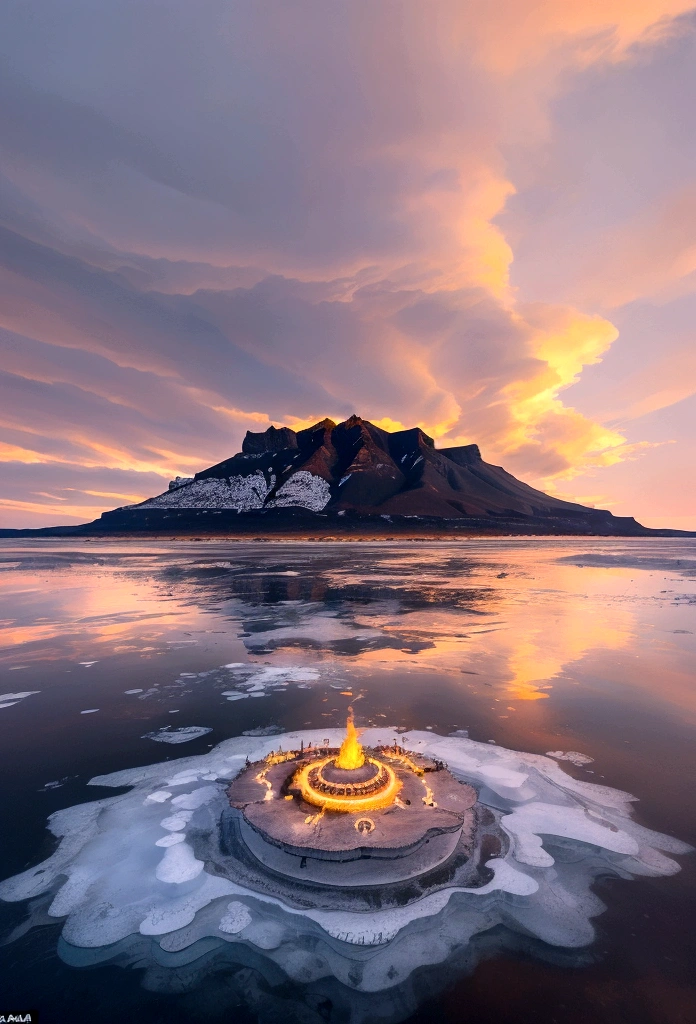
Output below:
[191,550,654,703]
[556,552,696,579]
[240,605,388,654]
[2,540,694,722]
[0,730,689,1024]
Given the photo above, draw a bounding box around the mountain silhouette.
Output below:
[115,414,635,530]
[4,415,688,537]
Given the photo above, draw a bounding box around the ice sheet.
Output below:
[0,729,690,996]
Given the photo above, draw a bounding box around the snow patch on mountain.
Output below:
[267,471,331,511]
[140,473,272,511]
[138,469,330,512]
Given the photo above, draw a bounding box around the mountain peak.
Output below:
[132,414,619,526]
[304,417,337,432]
[242,425,298,455]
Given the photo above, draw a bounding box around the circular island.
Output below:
[217,711,500,907]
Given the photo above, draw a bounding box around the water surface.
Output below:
[0,538,694,1023]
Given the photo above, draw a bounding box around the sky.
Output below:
[0,1,694,530]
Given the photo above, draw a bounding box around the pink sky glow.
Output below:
[0,1,694,529]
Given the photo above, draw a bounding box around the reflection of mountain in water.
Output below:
[155,552,497,655]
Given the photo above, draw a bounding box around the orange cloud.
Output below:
[0,441,73,465]
[79,489,148,503]
[0,0,693,527]
[0,498,106,521]
[461,1,695,75]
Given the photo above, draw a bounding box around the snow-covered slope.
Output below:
[130,415,621,523]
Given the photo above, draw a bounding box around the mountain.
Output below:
[3,415,687,537]
[133,415,596,518]
[96,415,653,534]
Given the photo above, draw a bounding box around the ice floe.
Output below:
[241,724,284,736]
[0,729,690,1003]
[155,833,186,847]
[216,663,321,700]
[546,750,595,766]
[144,790,172,803]
[142,727,213,744]
[0,691,40,709]
[155,842,204,884]
[219,900,252,934]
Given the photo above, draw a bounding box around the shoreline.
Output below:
[1,508,693,542]
[1,531,694,543]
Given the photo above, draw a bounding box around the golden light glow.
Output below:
[285,712,405,812]
[384,749,424,777]
[385,748,438,806]
[265,749,298,766]
[254,766,274,801]
[294,755,402,813]
[336,708,365,769]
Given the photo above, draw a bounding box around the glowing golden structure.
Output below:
[336,708,365,769]
[292,711,401,813]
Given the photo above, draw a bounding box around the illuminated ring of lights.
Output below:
[294,756,401,813]
[310,759,386,796]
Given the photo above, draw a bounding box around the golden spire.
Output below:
[336,707,365,769]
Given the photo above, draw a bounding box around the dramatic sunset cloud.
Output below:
[0,1,694,528]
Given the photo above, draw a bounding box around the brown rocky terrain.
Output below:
[2,416,691,537]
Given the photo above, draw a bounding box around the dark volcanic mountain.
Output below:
[4,415,682,537]
[100,414,641,533]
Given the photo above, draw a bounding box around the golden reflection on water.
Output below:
[350,565,634,701]
[0,561,198,656]
[335,547,694,722]
[0,540,694,726]
[500,572,632,701]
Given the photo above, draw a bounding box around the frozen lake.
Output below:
[0,538,694,1024]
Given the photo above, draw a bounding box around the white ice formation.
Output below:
[0,729,690,1002]
[0,691,40,710]
[138,469,331,512]
[142,726,213,744]
[546,750,595,766]
[221,665,321,698]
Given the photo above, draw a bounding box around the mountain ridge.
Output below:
[1,415,692,537]
[133,414,597,520]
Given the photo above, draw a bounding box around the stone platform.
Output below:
[224,745,479,887]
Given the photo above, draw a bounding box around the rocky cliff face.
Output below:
[134,415,607,522]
